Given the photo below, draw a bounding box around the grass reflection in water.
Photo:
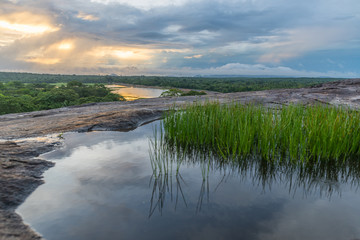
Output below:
[149,103,360,216]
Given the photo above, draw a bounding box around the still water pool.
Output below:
[17,121,360,240]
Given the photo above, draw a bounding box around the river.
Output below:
[107,85,165,101]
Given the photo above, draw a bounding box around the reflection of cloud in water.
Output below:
[110,86,165,100]
[16,121,360,240]
[43,122,156,160]
[258,195,360,240]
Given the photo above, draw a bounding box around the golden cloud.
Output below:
[0,11,59,47]
[25,57,61,65]
[77,12,100,21]
[56,40,75,51]
[19,39,76,65]
[184,54,203,59]
[88,46,153,61]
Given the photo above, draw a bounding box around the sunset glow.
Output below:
[0,20,53,34]
[114,50,135,59]
[25,57,61,65]
[57,42,74,51]
[0,0,359,77]
[0,11,58,49]
[90,47,153,61]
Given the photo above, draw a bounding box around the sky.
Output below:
[0,0,359,77]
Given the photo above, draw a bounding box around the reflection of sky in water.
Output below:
[110,86,165,100]
[17,122,360,240]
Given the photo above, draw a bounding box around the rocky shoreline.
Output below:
[0,138,58,240]
[0,79,359,239]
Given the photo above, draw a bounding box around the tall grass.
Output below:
[149,127,360,204]
[163,102,360,163]
[148,102,360,207]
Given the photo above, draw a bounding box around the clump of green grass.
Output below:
[163,102,360,163]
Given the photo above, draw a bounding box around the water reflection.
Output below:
[149,174,188,217]
[107,85,165,101]
[149,135,360,201]
[16,121,360,240]
[147,126,360,225]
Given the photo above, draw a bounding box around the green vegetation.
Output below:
[162,102,360,163]
[160,88,206,97]
[149,133,360,202]
[149,102,360,205]
[0,81,124,115]
[0,71,347,116]
[0,72,342,93]
[113,76,342,93]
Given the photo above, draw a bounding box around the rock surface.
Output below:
[0,139,58,240]
[0,78,359,239]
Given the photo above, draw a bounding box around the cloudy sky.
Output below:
[0,0,359,77]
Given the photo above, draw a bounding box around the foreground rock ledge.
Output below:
[0,79,359,239]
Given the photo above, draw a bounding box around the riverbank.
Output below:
[0,78,359,239]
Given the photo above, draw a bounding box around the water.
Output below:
[17,121,360,240]
[108,85,165,101]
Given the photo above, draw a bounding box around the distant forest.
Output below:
[0,72,343,93]
[0,81,122,115]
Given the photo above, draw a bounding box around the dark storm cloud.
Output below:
[47,0,310,48]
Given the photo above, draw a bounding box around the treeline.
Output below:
[0,81,123,115]
[113,76,342,93]
[160,88,207,97]
[0,72,110,84]
[0,72,343,93]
